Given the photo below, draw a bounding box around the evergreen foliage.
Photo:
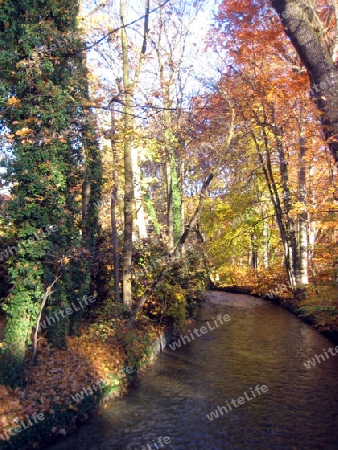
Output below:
[0,0,101,387]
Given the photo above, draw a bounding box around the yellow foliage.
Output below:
[7,97,21,106]
[15,127,33,136]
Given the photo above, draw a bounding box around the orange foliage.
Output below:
[0,318,163,441]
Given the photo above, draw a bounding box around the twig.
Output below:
[24,275,60,399]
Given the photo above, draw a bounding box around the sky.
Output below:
[81,0,223,125]
[0,0,223,195]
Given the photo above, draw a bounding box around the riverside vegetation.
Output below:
[1,0,338,448]
[0,239,208,449]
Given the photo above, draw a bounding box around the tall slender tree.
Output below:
[120,0,150,307]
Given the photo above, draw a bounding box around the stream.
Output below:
[47,291,338,450]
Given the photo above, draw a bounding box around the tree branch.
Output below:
[24,274,60,398]
[128,91,235,325]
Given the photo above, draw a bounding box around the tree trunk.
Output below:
[250,233,258,269]
[132,146,148,240]
[25,276,60,398]
[308,164,318,289]
[144,191,161,235]
[262,217,269,269]
[82,177,90,241]
[121,0,134,307]
[165,137,174,249]
[273,109,298,289]
[296,125,308,293]
[0,315,30,388]
[129,171,215,324]
[171,155,182,245]
[157,43,176,250]
[180,159,186,256]
[111,107,121,303]
[271,0,338,163]
[120,0,149,307]
[128,93,235,324]
[253,129,296,290]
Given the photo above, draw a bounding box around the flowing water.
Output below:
[47,291,338,450]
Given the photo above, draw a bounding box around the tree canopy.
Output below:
[0,1,337,445]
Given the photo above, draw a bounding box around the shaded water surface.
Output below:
[48,291,338,450]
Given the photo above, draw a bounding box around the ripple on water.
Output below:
[47,291,338,450]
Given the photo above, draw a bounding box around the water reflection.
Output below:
[48,291,338,450]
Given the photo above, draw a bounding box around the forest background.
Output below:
[0,0,337,446]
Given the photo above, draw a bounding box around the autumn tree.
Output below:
[83,0,152,307]
[118,0,149,306]
[271,0,338,164]
[129,89,235,323]
[207,0,337,294]
[149,0,197,248]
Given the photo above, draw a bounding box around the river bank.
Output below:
[212,284,338,344]
[1,282,337,449]
[0,310,174,450]
[41,290,338,450]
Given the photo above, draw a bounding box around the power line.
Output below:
[86,0,172,50]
